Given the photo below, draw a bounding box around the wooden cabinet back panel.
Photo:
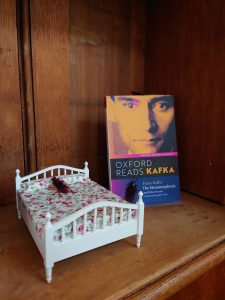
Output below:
[0,0,24,205]
[144,0,225,203]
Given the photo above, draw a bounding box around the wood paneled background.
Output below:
[30,0,71,169]
[69,0,146,186]
[0,0,224,206]
[145,0,225,204]
[0,0,24,205]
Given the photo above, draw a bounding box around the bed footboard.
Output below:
[43,192,144,283]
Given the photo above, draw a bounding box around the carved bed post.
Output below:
[44,212,54,283]
[137,191,144,248]
[15,169,22,219]
[84,161,89,178]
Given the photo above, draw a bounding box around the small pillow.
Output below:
[24,178,52,192]
[61,174,79,184]
[61,174,85,185]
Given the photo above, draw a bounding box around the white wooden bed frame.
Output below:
[15,162,144,283]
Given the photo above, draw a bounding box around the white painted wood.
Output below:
[112,207,115,226]
[52,201,138,231]
[137,235,142,248]
[53,222,137,263]
[45,267,52,284]
[103,206,106,229]
[45,212,52,229]
[83,214,87,235]
[84,161,89,178]
[72,221,76,239]
[93,209,97,232]
[61,227,65,242]
[17,207,22,219]
[44,212,54,282]
[17,164,89,183]
[15,162,144,283]
[15,169,22,219]
[137,191,144,248]
[120,208,123,223]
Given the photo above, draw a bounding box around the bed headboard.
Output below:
[15,162,89,191]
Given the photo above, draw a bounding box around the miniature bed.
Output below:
[15,162,144,283]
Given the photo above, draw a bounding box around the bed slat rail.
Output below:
[93,209,97,232]
[72,221,76,239]
[103,207,107,229]
[61,227,65,242]
[112,207,115,226]
[83,214,87,235]
[52,201,139,232]
[45,193,144,246]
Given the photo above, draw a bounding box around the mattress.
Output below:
[18,179,135,241]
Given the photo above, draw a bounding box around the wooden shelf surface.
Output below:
[0,192,225,299]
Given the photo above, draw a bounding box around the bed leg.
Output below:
[136,235,142,248]
[17,208,21,220]
[45,266,53,283]
[137,191,144,248]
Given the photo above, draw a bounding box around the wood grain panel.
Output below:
[144,0,225,203]
[30,0,71,169]
[69,0,146,186]
[0,0,24,206]
[168,259,225,300]
[127,243,225,300]
[17,0,37,174]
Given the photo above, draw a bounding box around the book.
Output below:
[106,95,180,206]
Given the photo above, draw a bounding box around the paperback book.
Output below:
[106,95,180,206]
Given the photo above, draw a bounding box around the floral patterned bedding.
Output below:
[18,178,135,242]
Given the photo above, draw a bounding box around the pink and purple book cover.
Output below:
[106,95,180,206]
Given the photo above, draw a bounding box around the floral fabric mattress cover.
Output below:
[18,178,135,242]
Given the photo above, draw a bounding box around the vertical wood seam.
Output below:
[16,0,37,174]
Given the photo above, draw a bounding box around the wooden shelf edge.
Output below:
[123,241,225,300]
